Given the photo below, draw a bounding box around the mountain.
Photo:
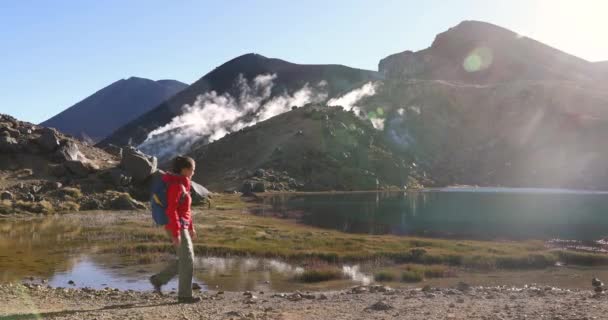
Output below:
[359,21,608,189]
[41,77,187,143]
[379,21,599,85]
[98,53,380,148]
[596,61,608,77]
[187,105,425,192]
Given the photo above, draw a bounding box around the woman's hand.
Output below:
[189,228,197,240]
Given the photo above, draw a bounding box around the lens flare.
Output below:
[463,47,493,72]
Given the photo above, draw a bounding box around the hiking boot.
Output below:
[149,275,162,295]
[178,296,202,304]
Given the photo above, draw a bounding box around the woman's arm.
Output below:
[165,183,181,240]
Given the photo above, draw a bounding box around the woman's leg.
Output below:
[177,228,194,298]
[150,229,179,289]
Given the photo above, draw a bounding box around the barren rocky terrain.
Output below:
[2,282,606,320]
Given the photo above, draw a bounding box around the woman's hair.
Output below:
[171,155,195,174]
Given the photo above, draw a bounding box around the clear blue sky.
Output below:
[2,0,607,124]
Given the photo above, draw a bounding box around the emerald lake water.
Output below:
[257,188,608,241]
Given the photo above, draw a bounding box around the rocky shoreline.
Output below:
[2,283,606,319]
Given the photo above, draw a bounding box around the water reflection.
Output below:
[258,189,608,241]
[33,254,370,292]
[0,217,82,282]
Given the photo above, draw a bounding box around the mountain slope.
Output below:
[41,77,187,142]
[379,20,599,84]
[188,105,425,192]
[98,53,380,148]
[359,21,608,189]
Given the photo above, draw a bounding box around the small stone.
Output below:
[367,300,393,311]
[0,191,13,200]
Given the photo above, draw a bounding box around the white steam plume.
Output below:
[328,82,384,129]
[327,82,377,112]
[138,74,327,159]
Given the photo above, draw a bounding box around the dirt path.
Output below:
[1,283,605,320]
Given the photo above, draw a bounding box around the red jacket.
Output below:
[162,173,193,239]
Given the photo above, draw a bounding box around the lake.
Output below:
[256,188,608,241]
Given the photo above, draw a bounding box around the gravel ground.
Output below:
[1,283,606,320]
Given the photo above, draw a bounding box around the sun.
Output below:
[529,0,608,62]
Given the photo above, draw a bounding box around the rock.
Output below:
[0,191,13,200]
[192,282,202,291]
[101,168,131,187]
[0,136,18,152]
[0,126,20,138]
[367,300,393,311]
[64,160,92,177]
[318,293,328,300]
[369,285,393,293]
[49,164,68,177]
[68,280,75,285]
[18,127,32,135]
[109,193,146,210]
[35,128,60,152]
[225,311,244,317]
[103,144,123,158]
[22,193,35,202]
[421,285,433,292]
[240,181,254,194]
[301,292,316,299]
[120,147,157,182]
[244,295,258,304]
[456,281,472,292]
[254,169,266,177]
[42,181,62,192]
[592,277,603,288]
[351,286,369,294]
[252,182,266,193]
[287,293,302,301]
[54,140,79,162]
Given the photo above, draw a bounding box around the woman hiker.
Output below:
[149,156,201,303]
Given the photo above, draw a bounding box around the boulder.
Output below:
[0,126,20,138]
[0,136,18,152]
[54,140,80,162]
[79,198,103,211]
[49,164,68,177]
[120,147,157,182]
[241,181,254,194]
[18,127,32,135]
[0,191,13,200]
[64,160,92,177]
[109,193,146,210]
[35,128,60,152]
[252,182,266,193]
[101,168,131,186]
[103,144,123,158]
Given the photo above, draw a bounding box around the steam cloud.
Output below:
[138,76,381,160]
[138,74,327,159]
[327,82,377,112]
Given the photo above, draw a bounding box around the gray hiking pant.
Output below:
[153,228,194,298]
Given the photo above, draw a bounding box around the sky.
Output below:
[1,0,608,124]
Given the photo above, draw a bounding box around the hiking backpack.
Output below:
[150,174,187,225]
